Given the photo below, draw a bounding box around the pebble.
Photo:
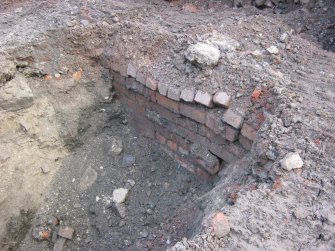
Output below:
[266,45,279,55]
[41,166,50,174]
[139,229,149,238]
[279,33,290,44]
[280,152,304,171]
[109,137,123,156]
[112,188,129,203]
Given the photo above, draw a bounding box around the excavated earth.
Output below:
[0,0,334,250]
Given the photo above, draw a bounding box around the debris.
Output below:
[109,137,123,156]
[267,45,279,55]
[58,226,74,239]
[32,226,52,241]
[185,43,221,67]
[53,237,66,251]
[112,188,129,203]
[280,152,304,171]
[211,212,230,238]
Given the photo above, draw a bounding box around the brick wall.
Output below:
[109,65,256,181]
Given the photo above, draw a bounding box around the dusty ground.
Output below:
[0,0,334,250]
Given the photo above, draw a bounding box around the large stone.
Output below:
[280,152,303,171]
[0,74,34,111]
[112,188,129,203]
[185,43,220,67]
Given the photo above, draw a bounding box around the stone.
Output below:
[0,74,34,111]
[41,166,50,174]
[194,91,214,107]
[109,137,123,156]
[127,179,136,187]
[279,33,290,44]
[180,89,195,102]
[32,226,52,241]
[53,237,66,251]
[211,212,230,238]
[121,155,135,167]
[185,43,220,67]
[78,167,98,191]
[139,229,149,238]
[115,203,127,218]
[58,226,74,239]
[280,152,303,171]
[112,188,129,203]
[210,37,240,52]
[167,87,181,101]
[213,91,231,108]
[267,45,279,55]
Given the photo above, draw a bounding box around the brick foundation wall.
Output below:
[110,69,256,181]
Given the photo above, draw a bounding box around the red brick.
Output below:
[239,135,253,151]
[222,109,244,129]
[213,91,231,108]
[158,82,168,96]
[194,91,214,108]
[156,93,179,113]
[191,143,220,175]
[209,143,238,164]
[146,76,158,91]
[167,140,178,152]
[198,124,211,138]
[180,103,206,124]
[206,110,225,134]
[224,125,239,142]
[155,132,166,145]
[226,142,246,158]
[135,71,146,85]
[175,155,196,174]
[180,89,195,103]
[174,116,199,133]
[167,87,181,101]
[127,63,137,78]
[241,123,257,141]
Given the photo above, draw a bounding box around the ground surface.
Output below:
[0,0,334,250]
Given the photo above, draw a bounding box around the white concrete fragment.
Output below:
[112,188,129,203]
[280,152,303,171]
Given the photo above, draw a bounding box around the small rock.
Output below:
[279,33,290,44]
[14,7,23,13]
[53,237,66,251]
[210,37,240,52]
[139,229,149,238]
[121,155,135,167]
[109,137,123,156]
[73,203,81,209]
[78,167,98,191]
[80,19,90,26]
[119,220,126,227]
[54,73,61,78]
[185,42,221,67]
[211,212,230,238]
[47,216,60,226]
[254,0,266,7]
[41,166,50,174]
[112,16,119,23]
[32,226,52,241]
[58,226,74,239]
[112,188,129,203]
[280,152,303,171]
[127,179,136,187]
[267,46,279,55]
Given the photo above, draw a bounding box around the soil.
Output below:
[0,0,334,250]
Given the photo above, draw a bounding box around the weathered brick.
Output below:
[175,155,195,174]
[167,140,178,152]
[143,88,157,103]
[241,123,257,141]
[158,82,168,96]
[227,142,246,157]
[58,226,74,239]
[127,63,137,78]
[209,143,238,164]
[194,90,214,108]
[125,79,145,95]
[180,89,195,103]
[239,135,253,151]
[180,103,206,124]
[167,87,181,101]
[135,71,146,85]
[224,125,239,142]
[156,131,166,145]
[222,109,244,129]
[156,93,179,113]
[213,91,231,108]
[53,238,66,251]
[146,76,158,91]
[191,143,220,175]
[206,110,225,134]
